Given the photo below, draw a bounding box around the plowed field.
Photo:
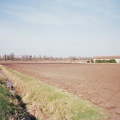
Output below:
[2,63,120,120]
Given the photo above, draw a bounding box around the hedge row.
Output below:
[95,59,116,63]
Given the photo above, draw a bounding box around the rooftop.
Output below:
[93,56,120,59]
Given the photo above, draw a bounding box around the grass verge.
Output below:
[0,74,27,119]
[0,76,15,119]
[0,65,108,120]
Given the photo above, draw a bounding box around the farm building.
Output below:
[93,56,120,63]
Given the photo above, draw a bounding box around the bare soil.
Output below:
[1,63,120,120]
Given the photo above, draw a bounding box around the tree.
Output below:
[109,59,116,63]
[3,54,7,61]
[6,55,10,60]
[91,59,94,63]
[101,59,109,63]
[0,55,1,61]
[9,53,15,61]
[95,59,101,63]
[29,55,32,60]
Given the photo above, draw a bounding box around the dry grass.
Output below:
[0,65,108,120]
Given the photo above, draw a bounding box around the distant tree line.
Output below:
[0,53,15,61]
[0,53,92,61]
[0,53,117,63]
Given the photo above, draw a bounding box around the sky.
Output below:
[0,0,120,57]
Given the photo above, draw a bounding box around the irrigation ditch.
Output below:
[0,69,36,120]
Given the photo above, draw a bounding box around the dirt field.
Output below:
[1,63,120,120]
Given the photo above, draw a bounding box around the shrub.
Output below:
[101,59,109,63]
[95,59,117,63]
[91,59,94,63]
[95,59,101,63]
[109,59,116,63]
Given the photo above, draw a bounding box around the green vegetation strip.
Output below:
[0,79,15,119]
[0,75,25,119]
[0,65,108,120]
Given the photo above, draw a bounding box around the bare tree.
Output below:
[9,53,15,61]
[29,55,32,60]
[3,54,7,61]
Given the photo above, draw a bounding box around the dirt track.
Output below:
[2,63,120,120]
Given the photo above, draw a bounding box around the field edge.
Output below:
[0,65,108,120]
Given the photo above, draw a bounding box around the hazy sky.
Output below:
[0,0,120,57]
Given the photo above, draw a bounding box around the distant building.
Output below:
[93,56,120,63]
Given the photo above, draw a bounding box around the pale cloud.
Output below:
[1,6,106,27]
[0,0,107,25]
